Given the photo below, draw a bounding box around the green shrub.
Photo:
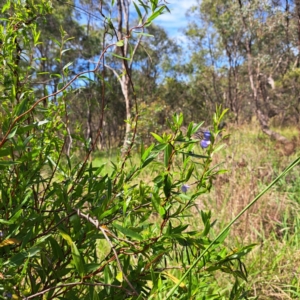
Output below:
[1,1,299,299]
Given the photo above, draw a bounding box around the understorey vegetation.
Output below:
[0,0,299,299]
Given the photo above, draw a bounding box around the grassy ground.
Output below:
[93,123,300,299]
[205,124,300,299]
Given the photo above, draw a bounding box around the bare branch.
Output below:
[104,64,123,86]
[0,42,115,149]
[75,209,139,296]
[129,28,144,70]
[24,281,129,299]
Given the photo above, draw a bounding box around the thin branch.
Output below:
[0,42,115,149]
[28,211,76,244]
[75,209,139,296]
[129,28,144,70]
[56,0,105,22]
[41,139,66,204]
[24,281,129,299]
[104,64,123,86]
[99,226,138,295]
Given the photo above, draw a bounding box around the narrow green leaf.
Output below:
[163,174,172,197]
[71,242,85,278]
[202,219,211,236]
[57,82,65,90]
[186,122,194,137]
[51,38,61,47]
[137,0,149,14]
[7,126,18,139]
[16,124,35,135]
[47,155,67,176]
[145,6,166,26]
[165,156,300,299]
[111,53,131,61]
[0,160,20,166]
[134,32,154,37]
[116,40,124,47]
[133,1,143,21]
[35,234,51,246]
[61,48,71,55]
[112,223,143,241]
[49,237,64,261]
[1,1,10,13]
[85,263,102,273]
[212,144,226,153]
[191,122,204,135]
[215,228,230,244]
[78,75,94,82]
[164,143,172,167]
[0,209,23,224]
[178,113,183,127]
[99,205,120,220]
[93,289,100,300]
[6,252,26,267]
[116,271,123,283]
[185,165,194,182]
[5,247,41,267]
[59,230,85,278]
[27,246,41,257]
[151,193,165,217]
[0,148,11,157]
[179,151,209,159]
[141,156,155,168]
[141,144,154,161]
[107,177,112,201]
[15,98,28,116]
[59,230,73,246]
[63,62,73,72]
[20,257,30,279]
[151,132,164,143]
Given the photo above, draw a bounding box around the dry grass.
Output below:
[92,122,300,298]
[197,123,300,299]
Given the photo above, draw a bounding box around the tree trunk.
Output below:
[117,0,131,150]
[238,0,292,147]
[106,0,143,150]
[295,0,300,68]
[122,75,131,148]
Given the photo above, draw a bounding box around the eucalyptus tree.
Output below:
[183,5,236,122]
[0,0,259,298]
[101,0,139,149]
[130,24,180,141]
[186,0,299,143]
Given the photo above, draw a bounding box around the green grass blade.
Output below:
[165,156,300,299]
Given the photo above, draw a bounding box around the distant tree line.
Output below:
[3,0,299,151]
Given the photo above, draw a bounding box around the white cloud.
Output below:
[129,1,198,45]
[154,1,198,37]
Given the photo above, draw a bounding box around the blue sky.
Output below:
[153,1,197,41]
[76,1,197,43]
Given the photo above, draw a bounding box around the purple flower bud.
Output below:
[4,292,12,299]
[203,131,211,140]
[181,184,190,193]
[200,139,211,148]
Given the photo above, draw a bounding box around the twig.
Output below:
[0,42,115,149]
[27,211,76,244]
[75,209,139,296]
[24,281,129,299]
